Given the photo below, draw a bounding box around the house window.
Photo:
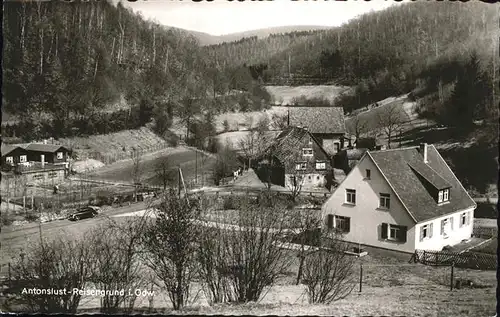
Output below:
[6,156,13,164]
[365,169,371,179]
[296,162,307,170]
[443,189,449,202]
[345,189,356,204]
[334,215,351,233]
[381,223,407,242]
[438,189,450,203]
[419,223,433,242]
[57,152,63,159]
[315,162,326,170]
[20,155,27,163]
[441,217,454,238]
[302,148,313,156]
[379,193,391,209]
[334,143,340,152]
[459,212,470,228]
[327,214,334,229]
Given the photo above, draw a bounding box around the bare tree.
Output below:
[88,216,149,314]
[155,156,175,190]
[302,233,356,304]
[130,147,142,201]
[213,140,238,186]
[7,236,93,313]
[351,113,369,144]
[196,194,292,303]
[270,112,288,130]
[376,104,404,149]
[284,206,322,285]
[142,189,201,310]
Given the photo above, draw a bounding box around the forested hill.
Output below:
[207,1,498,114]
[2,0,270,141]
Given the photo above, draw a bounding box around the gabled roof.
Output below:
[1,144,21,157]
[367,145,476,223]
[20,143,70,153]
[288,107,345,134]
[262,127,329,164]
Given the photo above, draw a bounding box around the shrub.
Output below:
[1,213,15,226]
[24,212,39,222]
[223,196,238,210]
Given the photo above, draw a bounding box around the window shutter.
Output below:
[440,220,444,235]
[450,217,454,230]
[398,226,407,243]
[345,218,351,233]
[387,197,390,209]
[419,226,424,242]
[381,223,388,239]
[327,215,334,229]
[352,192,356,204]
[429,223,433,238]
[467,212,471,225]
[379,197,383,207]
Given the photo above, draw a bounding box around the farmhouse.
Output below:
[1,144,29,168]
[1,143,72,186]
[321,143,476,253]
[254,126,334,189]
[287,107,346,155]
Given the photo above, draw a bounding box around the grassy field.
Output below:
[87,146,216,187]
[470,237,497,255]
[59,127,169,162]
[265,85,349,105]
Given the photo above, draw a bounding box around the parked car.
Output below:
[68,206,100,221]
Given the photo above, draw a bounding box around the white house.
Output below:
[321,143,476,254]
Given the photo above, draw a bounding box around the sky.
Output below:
[120,0,403,36]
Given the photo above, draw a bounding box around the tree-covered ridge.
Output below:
[2,0,272,140]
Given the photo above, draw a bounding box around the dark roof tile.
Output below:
[368,145,475,222]
[288,107,345,134]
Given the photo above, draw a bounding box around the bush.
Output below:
[24,212,39,222]
[1,213,15,226]
[223,196,239,210]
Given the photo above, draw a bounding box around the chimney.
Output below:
[41,154,45,167]
[420,143,428,163]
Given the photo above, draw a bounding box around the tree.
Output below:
[270,112,288,130]
[351,113,369,143]
[447,52,491,131]
[155,156,176,190]
[302,232,356,303]
[7,237,93,313]
[213,140,239,186]
[89,217,150,314]
[142,189,201,310]
[285,204,322,285]
[376,104,404,149]
[196,194,293,303]
[130,147,143,201]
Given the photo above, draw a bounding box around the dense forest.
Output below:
[2,0,270,141]
[207,2,498,122]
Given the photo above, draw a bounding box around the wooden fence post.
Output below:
[359,263,363,293]
[423,250,426,265]
[450,262,454,291]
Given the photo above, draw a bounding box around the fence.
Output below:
[86,142,170,165]
[472,226,497,239]
[412,249,496,271]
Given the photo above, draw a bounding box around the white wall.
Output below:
[415,208,475,251]
[322,138,342,155]
[322,155,416,253]
[285,173,326,189]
